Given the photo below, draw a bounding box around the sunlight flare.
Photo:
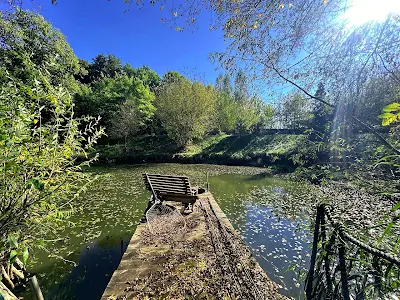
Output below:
[344,0,400,26]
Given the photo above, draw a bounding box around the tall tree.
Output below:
[155,76,216,147]
[74,75,155,131]
[215,89,237,133]
[0,9,104,283]
[132,65,161,91]
[234,70,249,104]
[87,54,123,82]
[216,73,233,96]
[310,82,333,142]
[280,93,313,129]
[0,9,80,92]
[110,100,140,150]
[161,71,185,85]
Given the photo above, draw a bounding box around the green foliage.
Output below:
[214,73,267,134]
[280,93,313,129]
[110,100,141,148]
[379,103,400,126]
[0,9,80,93]
[127,65,161,91]
[355,79,398,127]
[257,103,275,130]
[161,71,185,85]
[0,8,104,270]
[214,91,238,132]
[233,70,249,104]
[76,54,123,84]
[0,67,104,267]
[155,76,216,147]
[234,97,261,134]
[74,74,155,130]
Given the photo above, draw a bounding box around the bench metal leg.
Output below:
[139,195,155,223]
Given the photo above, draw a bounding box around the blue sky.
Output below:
[19,0,226,84]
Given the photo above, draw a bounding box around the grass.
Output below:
[96,132,306,167]
[192,133,306,158]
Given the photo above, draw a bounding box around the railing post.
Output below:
[206,172,209,192]
[338,232,350,300]
[306,205,323,300]
[30,276,44,300]
[372,257,383,298]
[320,205,333,298]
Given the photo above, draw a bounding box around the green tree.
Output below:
[255,103,275,131]
[155,77,216,147]
[214,90,238,133]
[234,70,249,104]
[215,72,265,134]
[234,96,261,134]
[88,54,123,82]
[281,93,313,129]
[74,59,91,84]
[354,77,399,127]
[0,9,80,92]
[215,74,237,132]
[131,65,161,92]
[74,75,155,131]
[216,73,233,96]
[110,100,140,150]
[0,61,104,287]
[161,71,185,85]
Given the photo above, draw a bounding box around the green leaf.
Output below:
[23,248,29,265]
[383,102,400,113]
[385,262,394,278]
[8,235,18,248]
[10,250,18,264]
[26,178,45,191]
[379,103,400,125]
[392,201,400,211]
[379,222,394,244]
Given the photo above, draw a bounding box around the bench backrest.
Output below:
[142,173,192,196]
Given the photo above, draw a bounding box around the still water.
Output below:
[23,164,313,299]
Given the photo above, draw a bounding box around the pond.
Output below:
[22,164,314,300]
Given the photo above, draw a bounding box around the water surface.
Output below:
[23,164,312,299]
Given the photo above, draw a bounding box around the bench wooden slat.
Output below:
[143,178,189,184]
[144,182,188,188]
[142,173,195,202]
[143,174,189,180]
[144,181,189,188]
[144,179,189,186]
[148,187,188,193]
[144,182,190,191]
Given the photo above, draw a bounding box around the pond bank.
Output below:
[102,194,287,300]
[95,133,304,171]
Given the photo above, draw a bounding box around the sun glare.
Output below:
[344,0,400,26]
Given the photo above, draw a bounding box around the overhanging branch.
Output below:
[266,62,400,155]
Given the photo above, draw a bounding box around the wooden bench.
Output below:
[142,173,198,205]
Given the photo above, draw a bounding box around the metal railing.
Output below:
[306,204,400,300]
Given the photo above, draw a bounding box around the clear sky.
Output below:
[18,0,226,84]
